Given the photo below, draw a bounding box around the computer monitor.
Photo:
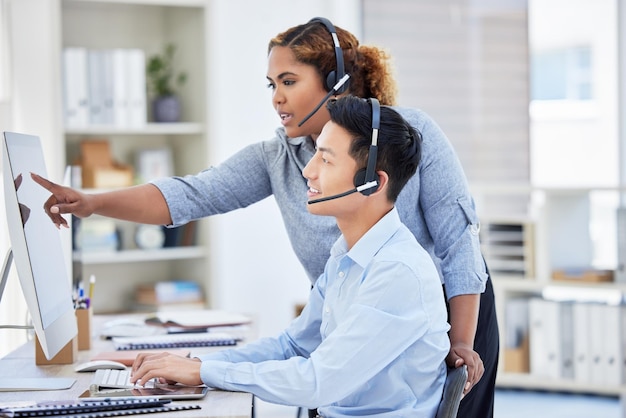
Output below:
[1,131,77,361]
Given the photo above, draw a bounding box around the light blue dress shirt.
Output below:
[198,208,450,417]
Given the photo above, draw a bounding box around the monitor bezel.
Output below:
[1,131,77,360]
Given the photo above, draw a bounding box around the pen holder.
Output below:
[76,307,93,350]
[35,334,77,365]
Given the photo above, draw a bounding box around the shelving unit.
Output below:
[65,122,204,136]
[77,247,205,265]
[475,184,626,397]
[59,0,210,313]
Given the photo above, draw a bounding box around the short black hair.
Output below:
[326,96,422,202]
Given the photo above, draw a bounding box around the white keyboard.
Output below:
[91,368,135,389]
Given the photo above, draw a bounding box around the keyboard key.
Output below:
[92,368,135,389]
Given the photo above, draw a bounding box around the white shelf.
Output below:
[75,246,205,265]
[493,276,626,293]
[64,122,204,136]
[66,0,208,6]
[496,372,625,397]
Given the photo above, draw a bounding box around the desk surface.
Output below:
[0,314,253,418]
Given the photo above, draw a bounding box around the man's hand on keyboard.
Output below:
[131,351,203,387]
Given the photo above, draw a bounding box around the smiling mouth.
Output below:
[307,186,321,199]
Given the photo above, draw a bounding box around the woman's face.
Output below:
[267,46,331,140]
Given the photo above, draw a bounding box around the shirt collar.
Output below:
[330,207,403,268]
[278,127,315,150]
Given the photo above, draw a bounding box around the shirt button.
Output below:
[470,223,480,235]
[338,271,345,278]
[325,306,330,314]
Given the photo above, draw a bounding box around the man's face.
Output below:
[303,121,361,217]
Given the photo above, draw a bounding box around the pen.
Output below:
[89,274,96,300]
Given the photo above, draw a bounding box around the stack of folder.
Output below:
[528,298,625,385]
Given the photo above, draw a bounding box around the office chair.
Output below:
[295,365,468,418]
[435,365,468,418]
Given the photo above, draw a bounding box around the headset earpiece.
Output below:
[326,71,341,93]
[353,168,379,196]
[308,17,350,94]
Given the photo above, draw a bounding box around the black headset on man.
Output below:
[304,17,380,205]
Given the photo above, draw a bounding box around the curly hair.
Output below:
[268,19,397,106]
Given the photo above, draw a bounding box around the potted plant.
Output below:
[146,44,187,123]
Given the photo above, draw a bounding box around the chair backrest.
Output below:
[435,365,468,418]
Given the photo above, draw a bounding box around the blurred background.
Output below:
[0,0,623,416]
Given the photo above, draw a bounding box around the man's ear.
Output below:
[372,171,389,196]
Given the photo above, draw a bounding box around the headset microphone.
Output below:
[307,181,378,205]
[298,74,350,127]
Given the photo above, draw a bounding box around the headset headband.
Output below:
[308,17,348,94]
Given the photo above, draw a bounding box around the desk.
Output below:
[0,314,253,418]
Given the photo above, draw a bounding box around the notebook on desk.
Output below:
[1,398,202,416]
[90,348,191,366]
[112,331,238,350]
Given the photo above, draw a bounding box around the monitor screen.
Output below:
[2,131,77,360]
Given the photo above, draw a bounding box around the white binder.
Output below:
[572,302,591,383]
[559,302,574,379]
[127,48,147,127]
[529,298,559,378]
[111,49,129,127]
[62,47,89,127]
[602,304,623,386]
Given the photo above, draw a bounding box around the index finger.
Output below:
[131,352,149,374]
[30,172,57,191]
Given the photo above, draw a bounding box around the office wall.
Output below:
[363,0,530,186]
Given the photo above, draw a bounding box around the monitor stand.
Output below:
[0,248,77,391]
[0,248,13,308]
[0,378,76,391]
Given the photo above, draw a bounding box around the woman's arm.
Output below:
[447,294,484,394]
[31,173,171,227]
[32,138,280,228]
